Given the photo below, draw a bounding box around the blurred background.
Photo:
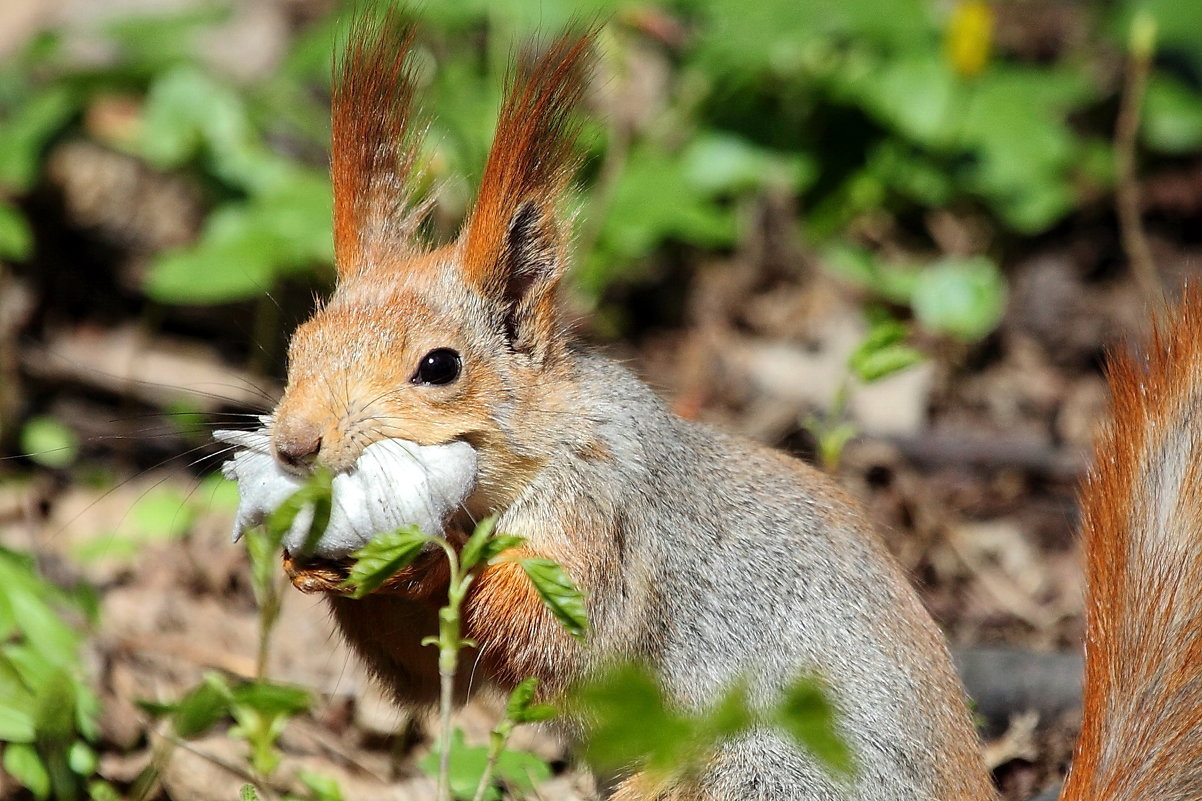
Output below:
[0,0,1199,799]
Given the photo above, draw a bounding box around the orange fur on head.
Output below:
[331,9,424,277]
[459,32,593,357]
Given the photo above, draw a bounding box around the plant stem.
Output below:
[1115,11,1161,311]
[432,540,472,801]
[470,724,513,801]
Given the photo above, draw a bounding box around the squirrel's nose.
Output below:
[273,417,322,472]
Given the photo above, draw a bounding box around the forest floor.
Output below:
[4,2,1202,801]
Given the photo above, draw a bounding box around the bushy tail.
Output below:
[1061,290,1202,801]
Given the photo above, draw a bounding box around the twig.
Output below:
[1114,11,1162,310]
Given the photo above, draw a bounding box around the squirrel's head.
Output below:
[271,14,592,517]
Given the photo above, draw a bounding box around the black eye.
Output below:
[413,348,461,386]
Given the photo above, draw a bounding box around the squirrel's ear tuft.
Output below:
[331,9,426,278]
[461,30,593,355]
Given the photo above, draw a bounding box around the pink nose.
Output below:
[273,417,322,472]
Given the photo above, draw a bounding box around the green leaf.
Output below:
[171,673,233,738]
[458,516,498,571]
[239,784,261,801]
[505,678,556,725]
[849,321,925,382]
[681,132,815,195]
[1143,74,1202,154]
[518,559,588,641]
[0,201,32,261]
[4,742,51,799]
[231,681,311,717]
[296,771,344,801]
[572,663,694,774]
[0,86,76,192]
[88,779,122,801]
[0,700,36,743]
[460,517,525,572]
[820,244,919,305]
[67,741,97,776]
[911,256,1006,341]
[775,677,854,779]
[419,728,550,801]
[262,469,333,551]
[342,527,431,598]
[19,417,78,469]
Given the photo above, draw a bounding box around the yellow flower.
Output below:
[946,0,994,79]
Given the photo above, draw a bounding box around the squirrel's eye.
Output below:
[413,348,461,386]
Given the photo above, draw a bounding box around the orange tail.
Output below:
[1062,290,1202,800]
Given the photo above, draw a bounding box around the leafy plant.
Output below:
[146,671,312,777]
[571,662,853,786]
[0,549,100,801]
[341,515,581,801]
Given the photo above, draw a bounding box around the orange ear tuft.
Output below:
[331,9,425,278]
[461,31,594,297]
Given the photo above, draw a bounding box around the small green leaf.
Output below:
[67,741,97,776]
[239,784,261,801]
[296,771,345,801]
[4,742,51,799]
[171,673,233,737]
[0,701,36,743]
[775,677,854,779]
[88,779,122,801]
[231,681,311,717]
[0,86,76,193]
[849,321,925,382]
[0,201,32,261]
[341,526,431,598]
[1143,74,1202,154]
[458,516,498,571]
[264,469,333,551]
[572,663,694,774]
[19,417,78,469]
[518,559,588,641]
[505,678,556,725]
[911,256,1006,342]
[420,728,550,801]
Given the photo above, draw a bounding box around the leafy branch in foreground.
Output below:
[571,662,853,788]
[341,515,587,801]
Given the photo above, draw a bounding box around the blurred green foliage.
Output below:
[0,0,1196,341]
[0,550,100,800]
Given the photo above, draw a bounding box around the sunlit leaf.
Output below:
[4,742,50,799]
[505,677,556,725]
[519,559,588,641]
[911,256,1006,341]
[419,728,550,801]
[342,526,431,598]
[20,417,78,469]
[0,201,33,261]
[775,677,854,778]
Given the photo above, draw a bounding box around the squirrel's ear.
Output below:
[460,31,593,356]
[331,9,425,279]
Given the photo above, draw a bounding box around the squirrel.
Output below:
[216,12,1202,801]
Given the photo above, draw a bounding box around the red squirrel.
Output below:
[215,13,1202,801]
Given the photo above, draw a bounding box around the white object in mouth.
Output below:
[215,418,478,559]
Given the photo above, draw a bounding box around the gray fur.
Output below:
[497,351,991,801]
